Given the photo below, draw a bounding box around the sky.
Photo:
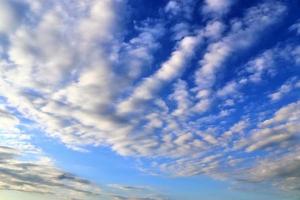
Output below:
[0,0,299,199]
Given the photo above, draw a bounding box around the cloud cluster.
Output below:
[202,0,235,16]
[0,146,101,198]
[107,184,166,200]
[269,78,300,101]
[0,106,165,199]
[0,0,299,197]
[0,108,101,199]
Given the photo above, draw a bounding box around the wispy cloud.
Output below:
[0,108,100,199]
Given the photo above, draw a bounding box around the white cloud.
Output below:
[245,50,275,83]
[165,1,180,16]
[0,1,299,196]
[223,119,248,138]
[0,108,101,199]
[0,0,22,34]
[164,0,196,20]
[202,0,235,15]
[268,78,299,101]
[0,145,101,199]
[234,100,300,153]
[243,150,300,192]
[118,33,202,114]
[0,0,129,152]
[7,9,76,88]
[120,22,164,79]
[203,20,226,40]
[290,20,300,35]
[107,184,166,200]
[217,81,239,97]
[169,80,193,117]
[0,108,19,131]
[194,1,286,113]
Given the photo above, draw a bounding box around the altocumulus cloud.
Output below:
[0,0,299,198]
[0,106,165,200]
[0,108,101,199]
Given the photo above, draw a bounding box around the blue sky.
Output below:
[0,0,299,199]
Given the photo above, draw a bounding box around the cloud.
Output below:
[140,99,300,184]
[0,147,101,199]
[0,108,162,199]
[164,0,196,20]
[0,108,19,130]
[0,0,233,160]
[216,81,239,97]
[169,80,193,117]
[268,78,299,101]
[108,184,147,191]
[223,119,249,138]
[194,1,286,109]
[117,33,202,115]
[112,196,164,200]
[0,107,40,154]
[202,0,236,15]
[0,138,101,199]
[241,151,300,192]
[242,41,300,85]
[0,0,299,197]
[120,21,164,79]
[244,49,277,83]
[0,106,101,199]
[290,20,300,35]
[231,100,300,153]
[0,0,25,34]
[106,184,166,200]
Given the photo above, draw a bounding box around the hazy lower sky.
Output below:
[0,0,299,199]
